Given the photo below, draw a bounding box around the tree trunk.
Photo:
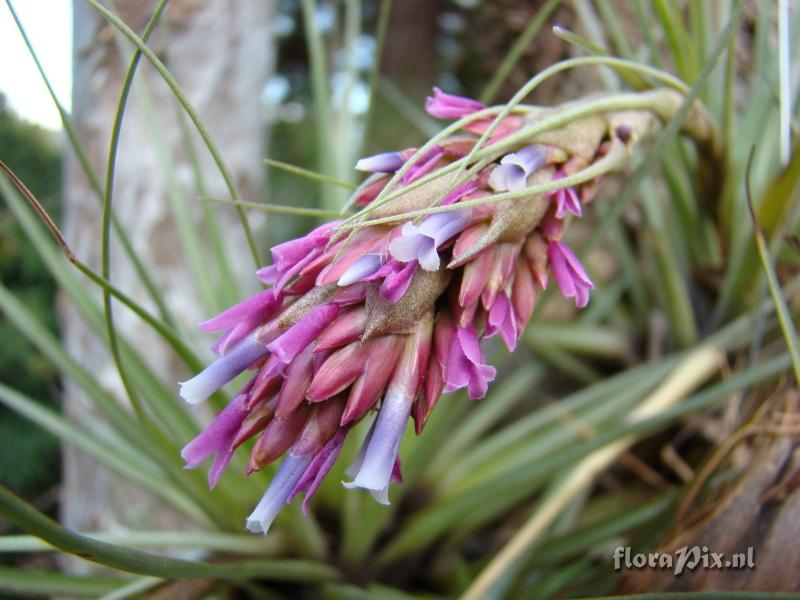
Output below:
[61,0,274,564]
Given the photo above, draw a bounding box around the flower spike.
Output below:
[179,84,711,533]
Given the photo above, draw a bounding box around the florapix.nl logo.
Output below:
[613,546,756,576]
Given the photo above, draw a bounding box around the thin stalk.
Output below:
[84,0,261,267]
[300,0,338,212]
[746,148,800,382]
[363,0,393,138]
[479,0,560,104]
[205,197,343,218]
[101,0,170,424]
[0,486,338,582]
[4,0,175,326]
[264,158,356,190]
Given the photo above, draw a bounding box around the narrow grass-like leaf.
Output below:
[480,0,560,104]
[652,0,695,81]
[378,77,440,137]
[0,383,209,524]
[0,567,123,598]
[3,0,175,327]
[571,594,800,600]
[380,341,789,564]
[745,149,800,382]
[83,0,261,266]
[101,0,170,424]
[526,494,675,568]
[460,347,721,600]
[426,366,545,478]
[525,324,633,360]
[264,158,357,190]
[716,137,800,319]
[205,196,343,217]
[177,112,240,309]
[0,170,200,442]
[0,163,203,371]
[300,0,341,212]
[0,177,245,525]
[363,0,393,139]
[581,0,744,256]
[0,531,280,555]
[0,486,338,583]
[98,577,164,600]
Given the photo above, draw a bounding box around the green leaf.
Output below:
[0,531,281,555]
[0,485,338,583]
[0,566,124,597]
[480,0,560,104]
[745,148,800,382]
[83,0,261,267]
[3,0,175,327]
[98,577,164,600]
[0,382,209,525]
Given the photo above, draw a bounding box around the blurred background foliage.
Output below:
[0,0,799,598]
[0,94,61,495]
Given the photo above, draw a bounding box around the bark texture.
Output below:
[61,0,274,559]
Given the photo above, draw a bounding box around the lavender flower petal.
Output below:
[444,327,496,400]
[355,151,404,173]
[425,87,485,119]
[548,241,594,308]
[338,255,383,286]
[267,302,340,364]
[179,334,268,405]
[388,210,471,272]
[288,429,347,514]
[245,453,312,534]
[342,388,412,503]
[181,391,250,488]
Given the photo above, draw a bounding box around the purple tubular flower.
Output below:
[379,261,418,303]
[342,389,411,504]
[425,87,485,119]
[355,151,405,173]
[553,186,582,218]
[402,146,445,184]
[257,222,339,292]
[200,289,284,355]
[342,315,430,504]
[548,241,594,308]
[388,209,471,271]
[288,428,348,514]
[550,172,583,218]
[246,452,311,534]
[442,179,479,205]
[267,303,340,364]
[488,144,549,192]
[363,259,419,304]
[444,326,496,400]
[179,334,268,405]
[181,391,250,487]
[486,292,518,351]
[338,255,383,286]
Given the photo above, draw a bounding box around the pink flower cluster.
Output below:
[180,88,598,533]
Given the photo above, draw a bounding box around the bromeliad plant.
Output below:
[2,1,799,598]
[180,85,719,533]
